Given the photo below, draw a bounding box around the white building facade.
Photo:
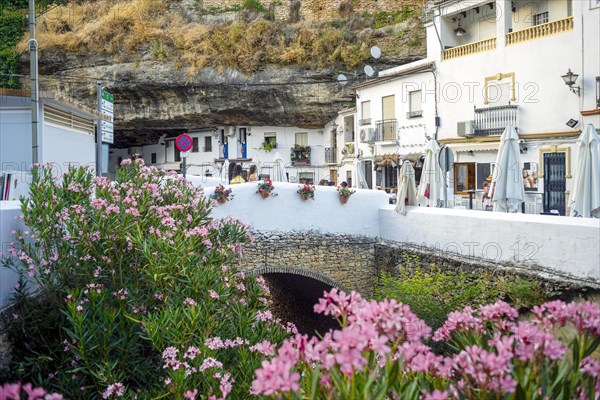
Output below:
[348,0,599,214]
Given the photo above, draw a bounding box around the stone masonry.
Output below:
[235,232,378,295]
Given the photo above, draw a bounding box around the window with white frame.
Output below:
[295,132,308,146]
[408,90,423,118]
[360,101,371,125]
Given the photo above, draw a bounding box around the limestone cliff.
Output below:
[23,0,427,146]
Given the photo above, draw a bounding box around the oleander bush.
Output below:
[1,160,291,398]
[252,289,600,400]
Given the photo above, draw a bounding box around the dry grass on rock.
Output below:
[21,0,425,76]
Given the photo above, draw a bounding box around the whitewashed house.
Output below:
[1,89,97,192]
[345,0,599,214]
[111,125,334,185]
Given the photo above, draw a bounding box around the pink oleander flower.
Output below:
[183,389,198,399]
[422,389,452,400]
[183,297,197,307]
[208,290,220,299]
[102,382,125,399]
[250,357,300,396]
[433,307,482,342]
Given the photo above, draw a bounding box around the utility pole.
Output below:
[96,82,102,176]
[28,0,41,165]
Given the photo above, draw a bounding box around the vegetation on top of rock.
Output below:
[18,0,424,77]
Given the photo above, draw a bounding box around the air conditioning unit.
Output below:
[360,128,376,143]
[457,121,475,138]
[226,127,236,137]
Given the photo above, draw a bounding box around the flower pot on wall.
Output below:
[300,193,311,201]
[260,191,270,199]
[217,196,227,204]
[340,196,349,204]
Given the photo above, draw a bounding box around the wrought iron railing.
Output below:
[443,37,497,61]
[473,105,519,136]
[506,16,573,46]
[325,147,337,164]
[375,119,397,142]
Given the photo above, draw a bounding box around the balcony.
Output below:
[407,110,423,119]
[473,105,519,137]
[506,16,573,46]
[443,37,497,61]
[341,143,355,158]
[324,147,337,164]
[359,118,371,126]
[290,145,311,165]
[375,119,397,142]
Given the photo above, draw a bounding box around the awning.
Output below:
[399,152,424,165]
[448,142,500,153]
[375,154,398,168]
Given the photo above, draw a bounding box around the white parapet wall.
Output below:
[0,201,25,309]
[205,182,389,237]
[380,206,600,283]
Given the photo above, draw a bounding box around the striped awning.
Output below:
[375,154,398,168]
[448,142,500,153]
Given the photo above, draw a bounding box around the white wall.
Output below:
[0,109,31,173]
[0,201,25,309]
[43,124,95,173]
[204,181,389,236]
[380,206,600,281]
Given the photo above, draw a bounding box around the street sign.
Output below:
[176,134,193,152]
[180,151,190,158]
[100,90,114,144]
[438,145,454,172]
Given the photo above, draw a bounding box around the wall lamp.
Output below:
[561,69,580,96]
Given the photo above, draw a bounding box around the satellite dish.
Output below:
[337,74,348,86]
[364,65,375,77]
[370,46,382,59]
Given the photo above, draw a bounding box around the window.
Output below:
[264,132,276,145]
[382,95,396,120]
[454,162,476,194]
[295,132,308,147]
[360,101,371,125]
[239,128,247,144]
[346,171,352,187]
[408,90,423,118]
[299,172,314,184]
[533,11,548,26]
[476,163,491,190]
[151,153,157,164]
[192,137,199,152]
[204,136,212,152]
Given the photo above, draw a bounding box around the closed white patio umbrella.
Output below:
[489,126,525,213]
[353,157,369,189]
[220,159,230,183]
[569,124,600,218]
[418,139,444,207]
[395,160,418,215]
[272,152,288,182]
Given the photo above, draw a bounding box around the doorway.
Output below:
[364,161,373,189]
[543,152,566,215]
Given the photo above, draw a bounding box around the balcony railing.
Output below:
[407,110,423,119]
[442,37,497,61]
[325,147,337,164]
[375,119,397,142]
[506,16,573,46]
[473,105,519,137]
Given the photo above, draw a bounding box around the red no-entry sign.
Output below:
[175,134,193,152]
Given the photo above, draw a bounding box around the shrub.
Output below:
[2,160,290,398]
[252,289,600,399]
[375,252,546,336]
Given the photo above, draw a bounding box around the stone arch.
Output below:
[246,266,349,293]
